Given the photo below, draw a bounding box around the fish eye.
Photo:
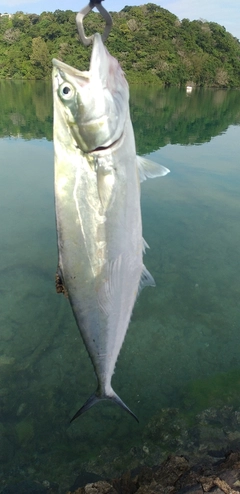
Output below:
[59,83,74,100]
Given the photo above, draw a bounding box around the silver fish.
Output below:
[52,33,169,422]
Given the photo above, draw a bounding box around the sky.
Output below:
[1,0,239,40]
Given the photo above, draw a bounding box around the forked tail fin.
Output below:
[70,388,139,423]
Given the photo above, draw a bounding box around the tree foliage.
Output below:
[0,4,239,86]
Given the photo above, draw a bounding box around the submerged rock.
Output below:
[69,472,105,491]
[67,452,240,494]
[68,481,118,494]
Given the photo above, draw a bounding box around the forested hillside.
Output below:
[0,3,240,86]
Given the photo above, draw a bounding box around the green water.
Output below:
[0,82,240,491]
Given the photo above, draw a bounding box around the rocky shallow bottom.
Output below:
[2,451,240,494]
[68,451,240,494]
[2,404,240,493]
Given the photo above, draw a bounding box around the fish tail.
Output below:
[108,389,139,423]
[70,388,139,423]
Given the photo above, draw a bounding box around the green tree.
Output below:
[3,27,20,44]
[30,37,50,78]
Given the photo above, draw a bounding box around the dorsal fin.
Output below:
[137,155,170,182]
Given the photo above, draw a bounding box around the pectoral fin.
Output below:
[137,155,170,182]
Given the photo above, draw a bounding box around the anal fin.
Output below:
[138,265,155,296]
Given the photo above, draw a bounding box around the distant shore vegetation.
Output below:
[0,3,240,87]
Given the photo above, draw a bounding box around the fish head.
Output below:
[52,33,129,153]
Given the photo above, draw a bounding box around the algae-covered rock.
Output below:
[0,355,15,366]
[143,408,190,453]
[67,481,118,494]
[67,452,240,494]
[181,369,240,415]
[15,419,34,445]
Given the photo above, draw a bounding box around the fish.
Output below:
[52,33,169,423]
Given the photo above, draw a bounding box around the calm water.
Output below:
[0,82,240,491]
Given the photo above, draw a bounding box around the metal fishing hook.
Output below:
[76,0,112,46]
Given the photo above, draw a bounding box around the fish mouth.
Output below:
[88,131,124,154]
